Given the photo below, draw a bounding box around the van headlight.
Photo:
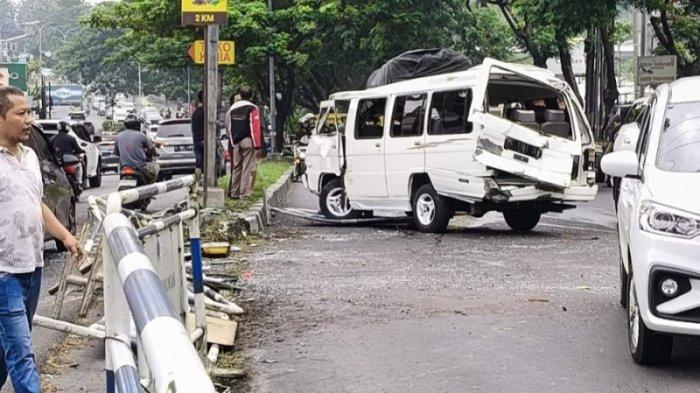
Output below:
[639,201,700,239]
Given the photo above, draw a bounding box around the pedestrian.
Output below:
[191,90,205,175]
[226,86,261,199]
[49,121,85,190]
[113,118,159,184]
[0,86,83,393]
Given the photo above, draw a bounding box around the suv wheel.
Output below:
[628,271,673,365]
[412,184,452,233]
[503,209,541,232]
[319,178,359,219]
[89,158,102,188]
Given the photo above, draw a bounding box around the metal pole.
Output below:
[187,66,191,108]
[138,62,142,114]
[205,25,219,191]
[268,0,277,155]
[188,183,207,358]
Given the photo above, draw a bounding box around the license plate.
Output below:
[119,179,137,187]
[175,144,193,152]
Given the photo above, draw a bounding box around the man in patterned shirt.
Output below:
[0,86,82,393]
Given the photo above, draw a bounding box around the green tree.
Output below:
[629,0,699,77]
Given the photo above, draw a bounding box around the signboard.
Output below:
[181,0,228,25]
[45,84,84,106]
[0,63,28,92]
[188,40,235,65]
[637,55,677,86]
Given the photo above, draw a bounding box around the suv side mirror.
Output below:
[61,154,80,166]
[601,150,639,178]
[613,123,640,152]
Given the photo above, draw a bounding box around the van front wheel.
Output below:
[412,184,452,233]
[320,179,359,219]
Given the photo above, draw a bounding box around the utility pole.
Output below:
[203,24,220,204]
[137,62,142,114]
[187,66,191,107]
[268,0,277,155]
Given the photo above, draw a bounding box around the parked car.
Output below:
[36,120,103,188]
[25,123,77,250]
[113,108,128,122]
[154,119,225,180]
[601,76,700,365]
[304,58,597,232]
[146,124,159,141]
[67,110,86,121]
[98,141,120,173]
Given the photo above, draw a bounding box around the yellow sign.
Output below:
[188,41,236,65]
[181,0,228,25]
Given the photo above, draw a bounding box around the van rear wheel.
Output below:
[412,184,452,233]
[503,209,541,232]
[320,178,359,219]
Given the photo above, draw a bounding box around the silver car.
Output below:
[154,119,226,180]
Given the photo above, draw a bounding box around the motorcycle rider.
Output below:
[50,121,85,189]
[113,118,159,184]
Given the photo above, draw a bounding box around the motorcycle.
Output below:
[291,140,307,183]
[61,153,83,197]
[118,166,151,211]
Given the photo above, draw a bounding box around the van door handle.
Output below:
[374,143,381,148]
[414,141,422,147]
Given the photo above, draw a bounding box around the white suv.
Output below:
[602,76,700,365]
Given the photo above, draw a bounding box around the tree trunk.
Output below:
[274,64,295,153]
[555,29,583,105]
[600,22,619,120]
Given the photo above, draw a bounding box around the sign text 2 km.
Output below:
[181,0,228,26]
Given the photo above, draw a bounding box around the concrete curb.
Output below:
[243,168,294,234]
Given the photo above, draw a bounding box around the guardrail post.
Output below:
[188,180,207,357]
[104,193,134,393]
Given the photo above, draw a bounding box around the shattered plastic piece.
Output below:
[527,298,550,303]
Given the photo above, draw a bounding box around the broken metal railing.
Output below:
[103,175,214,393]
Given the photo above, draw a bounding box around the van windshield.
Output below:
[656,101,700,172]
[316,101,349,135]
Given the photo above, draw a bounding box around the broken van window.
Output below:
[391,94,426,137]
[355,98,386,140]
[428,89,472,135]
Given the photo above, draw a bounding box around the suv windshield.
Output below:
[157,122,191,138]
[657,101,700,172]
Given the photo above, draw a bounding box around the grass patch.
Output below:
[217,159,291,212]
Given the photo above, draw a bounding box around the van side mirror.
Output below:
[601,150,640,178]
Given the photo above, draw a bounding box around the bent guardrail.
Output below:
[103,175,214,393]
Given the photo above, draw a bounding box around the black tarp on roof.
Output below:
[366,48,474,89]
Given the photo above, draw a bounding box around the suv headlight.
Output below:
[639,201,700,239]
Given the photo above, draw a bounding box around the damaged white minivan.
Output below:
[303,58,598,233]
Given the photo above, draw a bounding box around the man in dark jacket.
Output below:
[226,86,261,199]
[50,121,85,187]
[191,90,205,173]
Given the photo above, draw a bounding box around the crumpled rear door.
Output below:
[469,58,580,189]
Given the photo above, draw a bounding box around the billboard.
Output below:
[0,63,28,92]
[45,84,84,106]
[637,55,677,86]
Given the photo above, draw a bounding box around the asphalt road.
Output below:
[236,184,700,393]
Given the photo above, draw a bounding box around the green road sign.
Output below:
[0,63,28,92]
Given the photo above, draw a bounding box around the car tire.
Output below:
[627,270,673,365]
[503,209,541,232]
[89,159,102,188]
[620,255,628,309]
[411,184,452,233]
[319,178,359,219]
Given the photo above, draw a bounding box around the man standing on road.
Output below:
[49,121,85,189]
[226,86,261,199]
[0,86,83,393]
[191,90,205,175]
[113,119,159,184]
